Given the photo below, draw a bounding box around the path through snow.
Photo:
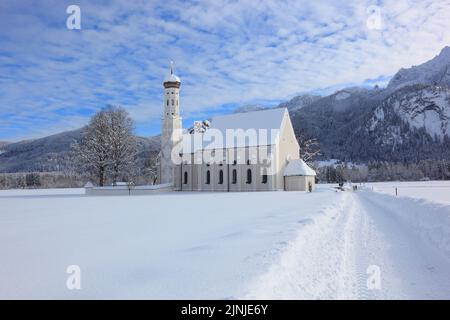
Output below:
[244,190,450,299]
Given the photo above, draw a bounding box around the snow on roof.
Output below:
[284,159,316,176]
[163,61,181,83]
[181,108,288,153]
[211,108,287,133]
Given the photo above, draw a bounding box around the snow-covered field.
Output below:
[1,183,450,299]
[366,180,450,204]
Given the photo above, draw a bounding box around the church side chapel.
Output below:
[156,62,316,192]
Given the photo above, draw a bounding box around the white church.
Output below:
[156,62,316,192]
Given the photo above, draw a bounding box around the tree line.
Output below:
[317,160,450,183]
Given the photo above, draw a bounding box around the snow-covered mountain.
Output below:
[0,141,9,155]
[3,47,450,173]
[232,104,267,113]
[368,85,450,141]
[0,129,159,173]
[286,47,450,163]
[278,94,321,111]
[387,46,450,91]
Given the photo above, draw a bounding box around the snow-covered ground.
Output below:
[366,180,450,204]
[0,183,450,299]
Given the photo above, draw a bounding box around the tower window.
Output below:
[206,170,210,184]
[171,99,174,106]
[167,100,169,106]
[183,172,188,184]
[247,159,251,165]
[219,170,224,184]
[232,169,237,184]
[246,169,252,184]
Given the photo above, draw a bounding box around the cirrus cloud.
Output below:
[1,0,450,141]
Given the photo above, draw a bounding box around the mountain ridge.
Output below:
[2,46,450,173]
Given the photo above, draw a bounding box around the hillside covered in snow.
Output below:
[0,128,159,173]
[2,47,450,174]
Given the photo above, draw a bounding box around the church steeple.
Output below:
[159,61,183,185]
[164,61,181,86]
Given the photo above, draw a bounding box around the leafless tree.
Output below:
[72,110,111,186]
[297,132,321,165]
[71,106,137,186]
[106,105,137,185]
[143,152,159,185]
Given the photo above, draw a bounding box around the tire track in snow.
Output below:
[243,192,360,299]
[243,190,450,299]
[355,191,450,299]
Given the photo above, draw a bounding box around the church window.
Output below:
[184,172,188,184]
[232,170,237,184]
[219,170,224,184]
[246,169,252,184]
[206,170,211,184]
[262,174,268,184]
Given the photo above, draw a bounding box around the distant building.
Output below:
[156,62,316,191]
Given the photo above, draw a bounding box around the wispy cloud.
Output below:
[1,0,450,141]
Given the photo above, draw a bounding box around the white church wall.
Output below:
[284,176,316,192]
[276,112,301,190]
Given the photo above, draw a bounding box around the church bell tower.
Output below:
[159,61,183,185]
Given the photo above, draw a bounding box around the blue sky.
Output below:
[1,0,450,141]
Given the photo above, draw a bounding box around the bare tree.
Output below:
[106,105,137,185]
[71,106,137,186]
[296,132,321,165]
[72,110,111,186]
[143,152,159,185]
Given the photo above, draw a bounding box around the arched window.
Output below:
[166,100,169,106]
[232,169,237,184]
[183,171,188,184]
[262,174,268,184]
[219,170,223,184]
[171,99,174,106]
[246,169,252,184]
[206,170,210,184]
[247,159,251,165]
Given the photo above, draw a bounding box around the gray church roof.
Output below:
[211,108,287,134]
[181,108,288,153]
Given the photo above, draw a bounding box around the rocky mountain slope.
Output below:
[2,47,450,173]
[387,47,450,92]
[287,47,450,163]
